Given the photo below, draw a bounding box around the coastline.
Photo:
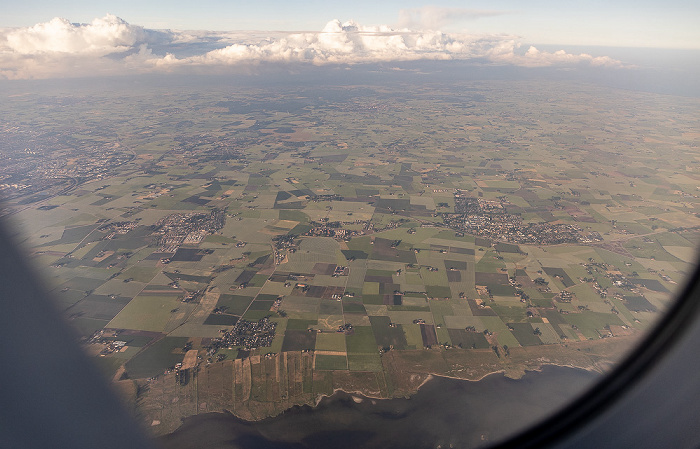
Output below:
[311,361,602,407]
[159,364,601,449]
[138,335,636,436]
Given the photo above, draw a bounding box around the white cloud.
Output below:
[0,15,625,80]
[517,46,623,67]
[397,6,506,30]
[5,14,146,55]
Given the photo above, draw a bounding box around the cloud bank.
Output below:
[0,15,624,80]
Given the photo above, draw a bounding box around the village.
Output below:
[444,192,603,245]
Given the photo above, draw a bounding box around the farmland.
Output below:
[1,76,698,431]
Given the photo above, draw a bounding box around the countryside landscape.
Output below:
[1,74,698,434]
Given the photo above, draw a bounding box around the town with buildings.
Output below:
[210,317,277,352]
[444,192,603,245]
[154,209,226,252]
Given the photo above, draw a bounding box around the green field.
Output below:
[108,295,183,332]
[125,337,189,378]
[346,326,379,353]
[347,353,383,372]
[315,354,348,370]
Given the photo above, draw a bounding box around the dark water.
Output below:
[159,365,599,449]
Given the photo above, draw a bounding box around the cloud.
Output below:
[397,6,507,30]
[0,15,625,80]
[154,20,624,70]
[5,14,147,55]
[517,46,624,67]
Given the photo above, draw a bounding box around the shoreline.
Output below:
[147,336,636,435]
[182,362,601,432]
[311,361,601,407]
[159,363,602,449]
[158,364,603,449]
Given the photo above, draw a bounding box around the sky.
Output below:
[2,1,698,48]
[0,1,698,80]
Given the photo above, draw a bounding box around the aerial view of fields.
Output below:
[1,74,698,433]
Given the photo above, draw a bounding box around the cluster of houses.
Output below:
[210,316,277,351]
